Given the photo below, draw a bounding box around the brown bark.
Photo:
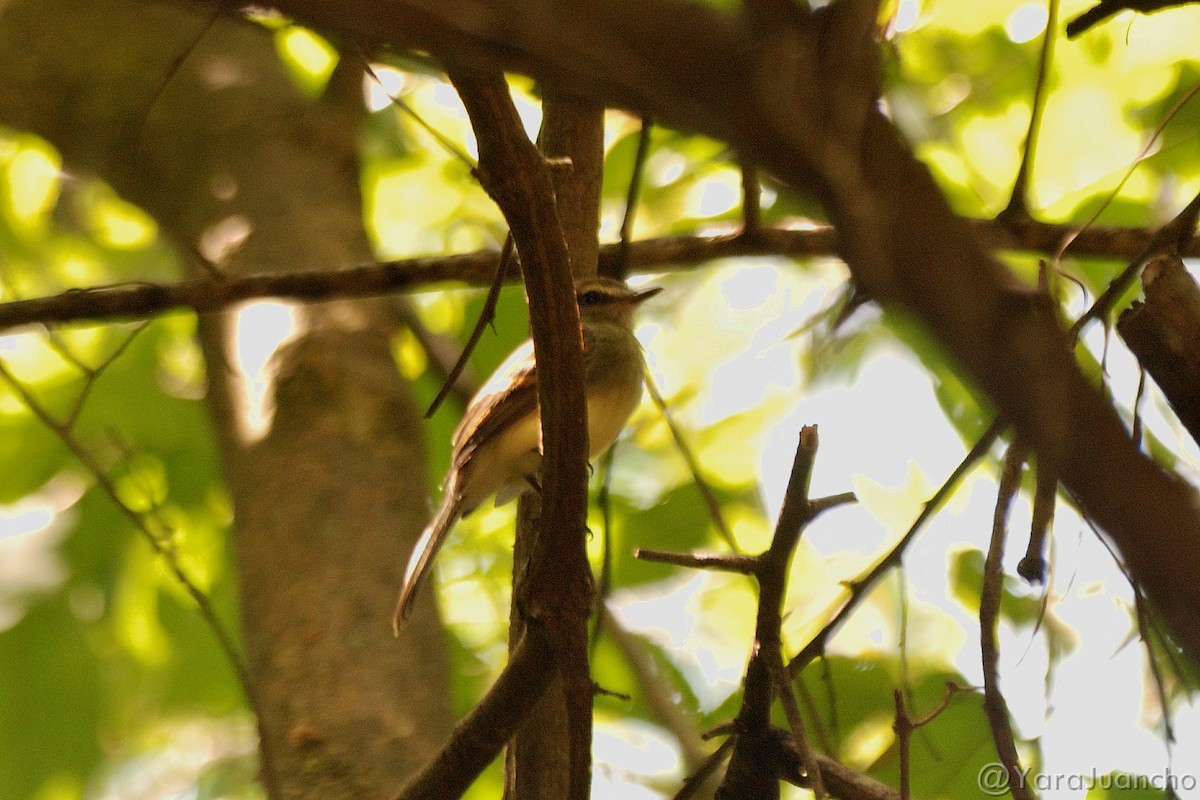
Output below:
[0,219,1193,334]
[0,1,453,796]
[447,68,597,800]
[1118,255,1200,447]
[505,92,605,800]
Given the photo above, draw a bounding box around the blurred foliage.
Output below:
[3,0,1200,797]
[1086,775,1175,799]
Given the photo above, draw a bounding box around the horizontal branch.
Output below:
[0,219,1184,332]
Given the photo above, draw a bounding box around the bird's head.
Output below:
[574,276,662,327]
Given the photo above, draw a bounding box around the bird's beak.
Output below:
[631,286,663,305]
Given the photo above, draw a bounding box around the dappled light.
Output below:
[2,0,1200,799]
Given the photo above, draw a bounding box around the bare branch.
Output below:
[635,548,759,575]
[740,425,826,799]
[1065,0,1198,37]
[424,234,514,418]
[981,441,1036,800]
[673,736,735,800]
[810,491,857,516]
[611,116,653,280]
[396,629,556,800]
[789,418,1003,674]
[449,68,595,800]
[0,218,1191,335]
[740,158,762,237]
[892,683,972,800]
[1069,188,1200,335]
[1000,0,1059,223]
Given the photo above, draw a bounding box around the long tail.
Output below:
[393,487,465,634]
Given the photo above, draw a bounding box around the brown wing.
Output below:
[450,338,541,473]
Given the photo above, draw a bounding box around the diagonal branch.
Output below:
[1000,0,1059,223]
[1065,0,1198,37]
[395,629,556,800]
[789,419,1002,674]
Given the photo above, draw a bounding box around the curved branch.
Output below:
[396,630,555,800]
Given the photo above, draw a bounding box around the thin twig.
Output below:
[893,691,912,800]
[672,736,736,800]
[424,234,515,418]
[360,57,477,169]
[895,566,924,765]
[132,11,220,163]
[390,298,477,409]
[794,672,834,755]
[1131,367,1147,447]
[1073,499,1191,686]
[613,117,653,279]
[635,548,758,574]
[1055,83,1200,292]
[741,158,762,236]
[818,655,841,749]
[892,682,971,800]
[981,440,1036,800]
[1133,587,1178,746]
[767,648,823,797]
[59,323,151,430]
[789,184,1200,678]
[0,360,248,685]
[810,491,857,515]
[788,417,1003,674]
[1000,0,1059,222]
[592,444,618,647]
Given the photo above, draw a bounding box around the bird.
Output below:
[394,275,662,631]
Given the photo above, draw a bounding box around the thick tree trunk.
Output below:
[0,1,453,796]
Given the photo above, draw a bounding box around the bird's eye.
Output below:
[578,290,604,306]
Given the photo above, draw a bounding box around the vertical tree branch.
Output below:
[719,426,843,800]
[506,87,606,800]
[981,441,1036,800]
[449,68,593,800]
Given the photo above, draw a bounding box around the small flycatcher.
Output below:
[394,276,661,631]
